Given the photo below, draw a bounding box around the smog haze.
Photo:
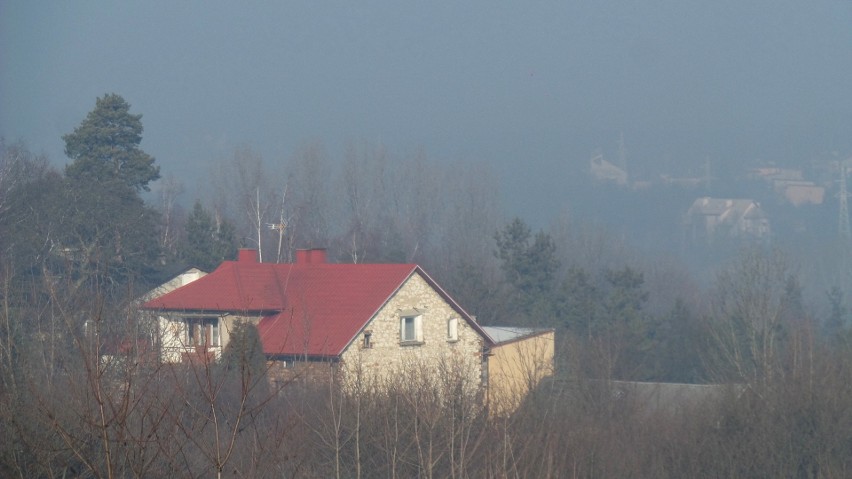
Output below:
[2,1,851,226]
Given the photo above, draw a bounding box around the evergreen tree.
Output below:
[55,176,161,287]
[602,266,655,378]
[603,267,649,331]
[494,218,560,323]
[221,320,265,372]
[57,94,162,288]
[180,201,237,271]
[559,266,602,338]
[63,94,160,192]
[652,299,707,382]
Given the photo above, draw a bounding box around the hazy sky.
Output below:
[2,1,851,215]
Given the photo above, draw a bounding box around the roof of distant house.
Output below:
[139,268,207,304]
[687,197,766,220]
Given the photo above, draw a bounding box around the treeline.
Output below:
[4,94,852,476]
[2,303,852,477]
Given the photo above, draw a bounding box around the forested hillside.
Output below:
[3,95,852,477]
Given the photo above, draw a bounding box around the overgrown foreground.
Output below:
[2,311,852,479]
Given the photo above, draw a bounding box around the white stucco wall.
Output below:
[156,314,257,363]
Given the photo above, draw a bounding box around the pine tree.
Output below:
[63,94,159,192]
[221,320,266,374]
[56,94,163,287]
[494,218,560,323]
[180,201,237,271]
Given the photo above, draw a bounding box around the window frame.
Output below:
[400,315,423,344]
[184,317,220,348]
[447,317,459,342]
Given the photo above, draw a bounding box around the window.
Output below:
[211,320,220,347]
[447,317,459,342]
[400,315,423,343]
[362,331,373,349]
[185,317,220,347]
[187,321,200,346]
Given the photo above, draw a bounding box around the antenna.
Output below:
[269,184,290,263]
[704,156,712,191]
[838,159,851,240]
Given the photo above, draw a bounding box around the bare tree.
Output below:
[339,140,390,263]
[708,247,801,387]
[230,146,275,261]
[0,139,49,218]
[284,141,332,253]
[155,174,185,260]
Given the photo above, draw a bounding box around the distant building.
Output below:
[685,197,770,242]
[748,167,824,206]
[780,182,825,206]
[748,167,804,183]
[590,150,628,186]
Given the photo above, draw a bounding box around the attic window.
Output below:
[363,331,373,349]
[400,315,423,344]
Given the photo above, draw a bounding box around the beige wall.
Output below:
[487,330,555,415]
[339,272,484,394]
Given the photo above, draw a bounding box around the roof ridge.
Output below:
[230,261,246,311]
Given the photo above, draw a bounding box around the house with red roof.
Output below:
[143,248,501,391]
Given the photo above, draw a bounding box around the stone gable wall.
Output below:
[338,272,484,391]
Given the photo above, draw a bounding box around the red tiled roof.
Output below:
[256,263,417,358]
[144,250,491,357]
[143,260,290,312]
[146,254,488,357]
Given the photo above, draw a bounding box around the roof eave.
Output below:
[144,306,281,316]
[414,266,496,346]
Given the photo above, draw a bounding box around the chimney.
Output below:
[296,248,327,264]
[238,248,259,263]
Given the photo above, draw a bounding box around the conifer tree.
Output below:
[180,201,237,271]
[63,93,159,192]
[59,94,162,287]
[494,218,560,323]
